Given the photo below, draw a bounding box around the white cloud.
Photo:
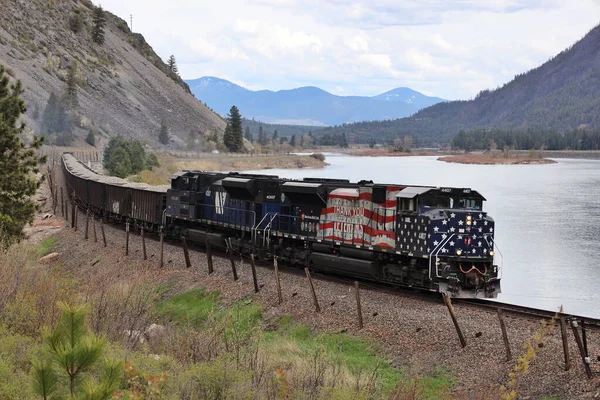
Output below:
[98,0,600,99]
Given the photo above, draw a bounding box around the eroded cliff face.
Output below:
[0,0,225,148]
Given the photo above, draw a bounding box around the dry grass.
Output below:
[136,154,328,185]
[437,153,556,165]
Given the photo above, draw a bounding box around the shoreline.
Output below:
[437,154,557,165]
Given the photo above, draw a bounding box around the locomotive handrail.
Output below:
[264,213,279,247]
[484,234,503,279]
[428,233,456,280]
[252,211,275,247]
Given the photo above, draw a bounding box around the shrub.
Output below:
[310,152,326,162]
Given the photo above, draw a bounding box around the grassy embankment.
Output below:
[133,153,328,185]
[0,234,453,399]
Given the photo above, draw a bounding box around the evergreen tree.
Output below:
[64,60,78,110]
[224,105,243,152]
[41,92,59,135]
[257,126,267,145]
[244,126,253,143]
[300,134,304,147]
[158,119,169,145]
[290,134,296,147]
[0,65,45,249]
[31,302,121,399]
[85,130,96,146]
[41,92,72,145]
[272,129,279,144]
[166,55,178,76]
[69,9,84,33]
[91,5,106,45]
[187,130,197,150]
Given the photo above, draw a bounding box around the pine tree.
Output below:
[258,126,266,145]
[64,60,78,110]
[244,126,253,143]
[91,5,106,45]
[300,134,304,147]
[86,130,96,146]
[224,105,243,152]
[290,134,296,147]
[41,92,59,135]
[166,55,178,76]
[31,302,121,399]
[272,129,278,144]
[158,119,169,145]
[0,65,45,249]
[187,130,197,150]
[69,9,84,33]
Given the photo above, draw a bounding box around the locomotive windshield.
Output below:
[418,195,482,210]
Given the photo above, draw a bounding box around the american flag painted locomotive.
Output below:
[63,154,500,298]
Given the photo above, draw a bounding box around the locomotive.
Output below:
[63,153,501,298]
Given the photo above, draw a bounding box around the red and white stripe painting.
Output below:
[318,186,403,248]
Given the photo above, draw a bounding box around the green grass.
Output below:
[155,287,220,327]
[156,288,453,397]
[35,236,60,257]
[263,315,453,397]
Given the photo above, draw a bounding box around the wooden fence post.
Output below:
[560,315,571,371]
[274,257,282,305]
[496,308,511,361]
[159,227,164,268]
[74,204,78,231]
[71,193,75,229]
[571,320,593,378]
[228,241,238,281]
[100,219,107,247]
[304,268,320,313]
[60,187,64,218]
[442,293,466,348]
[354,281,363,329]
[92,215,97,243]
[181,236,191,268]
[85,210,89,240]
[125,222,130,256]
[53,188,57,215]
[141,227,147,260]
[206,239,214,274]
[250,254,259,293]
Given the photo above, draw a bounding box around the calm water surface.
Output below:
[245,155,600,318]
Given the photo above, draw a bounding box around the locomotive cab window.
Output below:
[458,198,482,210]
[420,196,451,209]
[399,198,415,212]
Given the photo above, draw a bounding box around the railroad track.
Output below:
[70,202,600,330]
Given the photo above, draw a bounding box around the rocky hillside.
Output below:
[320,23,600,146]
[0,0,225,148]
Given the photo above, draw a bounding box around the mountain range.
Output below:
[0,0,225,148]
[319,24,600,146]
[185,77,445,126]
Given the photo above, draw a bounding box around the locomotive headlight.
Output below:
[456,249,462,256]
[489,250,495,256]
[466,215,472,225]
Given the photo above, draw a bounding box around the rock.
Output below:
[145,323,166,344]
[39,252,59,263]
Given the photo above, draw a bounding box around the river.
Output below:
[245,154,600,318]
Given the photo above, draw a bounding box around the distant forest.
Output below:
[242,119,326,138]
[452,128,600,151]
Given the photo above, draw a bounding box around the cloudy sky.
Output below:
[99,0,600,100]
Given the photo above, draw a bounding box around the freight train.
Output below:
[62,153,501,298]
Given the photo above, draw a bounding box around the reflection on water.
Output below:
[244,155,600,318]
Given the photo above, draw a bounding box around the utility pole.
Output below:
[130,14,133,32]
